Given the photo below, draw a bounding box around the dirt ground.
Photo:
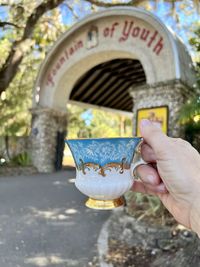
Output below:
[100,209,200,267]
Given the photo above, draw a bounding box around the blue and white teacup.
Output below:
[66,137,146,209]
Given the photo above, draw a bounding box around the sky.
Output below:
[0,0,199,52]
[59,0,199,54]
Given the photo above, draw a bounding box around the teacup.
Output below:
[66,137,146,209]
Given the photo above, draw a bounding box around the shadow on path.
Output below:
[0,169,110,267]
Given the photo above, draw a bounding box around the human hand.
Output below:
[133,119,200,236]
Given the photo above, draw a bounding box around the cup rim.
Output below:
[65,137,143,142]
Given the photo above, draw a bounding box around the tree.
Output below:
[179,23,200,147]
[0,0,65,94]
[0,0,199,95]
[0,1,67,136]
[0,0,199,138]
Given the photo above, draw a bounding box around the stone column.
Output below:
[30,108,67,173]
[130,80,195,138]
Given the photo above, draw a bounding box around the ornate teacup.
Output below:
[66,137,145,209]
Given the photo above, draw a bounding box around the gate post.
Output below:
[130,80,195,138]
[30,108,67,173]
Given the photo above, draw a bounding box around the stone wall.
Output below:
[0,166,37,177]
[130,80,195,138]
[30,108,67,173]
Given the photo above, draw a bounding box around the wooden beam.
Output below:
[80,72,112,101]
[115,68,144,75]
[107,90,131,108]
[113,96,133,110]
[86,75,120,102]
[91,78,126,104]
[109,63,142,73]
[94,79,130,105]
[108,82,145,107]
[107,80,144,108]
[71,69,102,98]
[102,81,135,106]
[98,60,126,70]
[120,102,133,112]
[116,73,146,81]
[103,60,140,72]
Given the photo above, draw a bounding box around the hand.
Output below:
[133,119,200,236]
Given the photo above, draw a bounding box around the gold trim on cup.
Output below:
[79,158,129,177]
[85,197,125,210]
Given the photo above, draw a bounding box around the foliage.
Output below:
[0,55,34,136]
[67,104,132,138]
[11,151,32,166]
[189,24,200,87]
[0,1,67,136]
[179,97,200,125]
[179,23,200,135]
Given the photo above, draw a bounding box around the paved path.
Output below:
[0,169,110,267]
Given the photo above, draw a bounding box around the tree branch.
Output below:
[22,0,64,40]
[63,3,79,20]
[0,21,21,28]
[0,0,65,94]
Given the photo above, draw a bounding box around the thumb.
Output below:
[139,119,169,154]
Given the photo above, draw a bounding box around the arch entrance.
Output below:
[31,7,195,172]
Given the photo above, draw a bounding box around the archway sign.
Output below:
[31,7,196,172]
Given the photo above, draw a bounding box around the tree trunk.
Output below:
[0,0,65,94]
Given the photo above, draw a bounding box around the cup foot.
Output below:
[85,197,125,210]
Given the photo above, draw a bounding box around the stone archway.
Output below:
[30,7,196,172]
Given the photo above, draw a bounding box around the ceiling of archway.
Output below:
[69,58,146,112]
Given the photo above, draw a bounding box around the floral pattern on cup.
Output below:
[66,138,141,170]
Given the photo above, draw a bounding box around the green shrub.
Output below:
[11,152,32,166]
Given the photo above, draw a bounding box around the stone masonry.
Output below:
[130,79,195,138]
[30,108,67,173]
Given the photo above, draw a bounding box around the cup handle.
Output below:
[131,140,148,178]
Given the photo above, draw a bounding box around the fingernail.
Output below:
[140,119,151,127]
[146,175,156,184]
[152,122,162,129]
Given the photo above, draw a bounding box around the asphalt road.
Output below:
[0,169,110,267]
